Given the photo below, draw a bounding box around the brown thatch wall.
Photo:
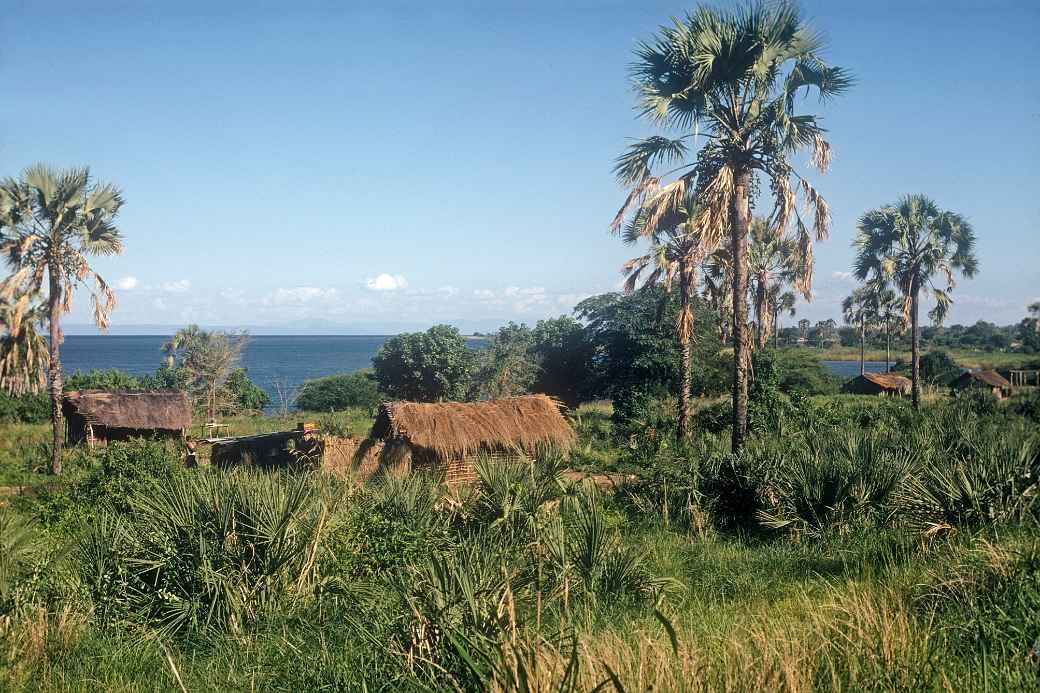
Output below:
[63,390,192,431]
[370,395,575,462]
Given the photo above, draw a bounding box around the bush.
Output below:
[296,371,381,412]
[64,369,145,392]
[225,368,270,412]
[372,325,477,402]
[772,349,841,395]
[0,392,49,424]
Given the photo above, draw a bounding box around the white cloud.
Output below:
[473,289,495,299]
[365,273,408,291]
[831,271,854,283]
[437,286,459,297]
[265,286,339,306]
[160,279,191,293]
[504,286,545,298]
[116,276,139,290]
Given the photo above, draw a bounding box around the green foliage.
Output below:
[224,368,270,412]
[530,315,597,405]
[64,369,145,392]
[472,322,540,399]
[76,470,326,636]
[772,349,842,395]
[296,370,381,412]
[904,349,962,386]
[0,508,35,614]
[576,286,725,400]
[0,392,49,423]
[372,325,477,402]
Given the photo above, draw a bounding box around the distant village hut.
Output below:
[844,372,912,397]
[365,395,576,484]
[952,370,1011,399]
[210,424,322,470]
[62,390,192,446]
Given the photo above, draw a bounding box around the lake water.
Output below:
[60,335,395,410]
[820,360,893,379]
[57,336,885,410]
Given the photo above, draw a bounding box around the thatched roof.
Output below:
[370,395,575,460]
[63,390,192,430]
[954,370,1011,389]
[860,372,912,391]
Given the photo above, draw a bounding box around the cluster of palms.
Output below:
[613,2,977,446]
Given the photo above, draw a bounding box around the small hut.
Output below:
[210,424,322,469]
[952,370,1011,399]
[367,395,576,484]
[844,372,912,397]
[62,390,192,446]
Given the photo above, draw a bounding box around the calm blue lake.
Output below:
[57,336,883,411]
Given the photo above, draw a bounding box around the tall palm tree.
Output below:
[853,195,978,408]
[841,287,873,376]
[0,165,124,474]
[620,192,703,440]
[0,294,49,395]
[612,1,851,450]
[748,218,798,349]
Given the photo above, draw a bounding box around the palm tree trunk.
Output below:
[677,270,694,441]
[730,170,751,451]
[911,287,921,408]
[754,279,767,350]
[774,308,780,349]
[47,265,64,476]
[859,319,865,376]
[885,322,891,372]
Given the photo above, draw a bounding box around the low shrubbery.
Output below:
[0,392,49,424]
[295,370,381,412]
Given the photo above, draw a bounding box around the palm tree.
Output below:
[853,195,978,408]
[620,192,703,440]
[0,294,48,395]
[748,218,798,349]
[700,247,733,344]
[612,1,851,450]
[772,291,797,348]
[0,165,124,474]
[841,287,873,376]
[868,281,901,372]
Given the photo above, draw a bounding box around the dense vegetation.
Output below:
[0,382,1037,690]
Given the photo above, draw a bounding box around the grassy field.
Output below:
[0,391,1037,690]
[799,345,1039,369]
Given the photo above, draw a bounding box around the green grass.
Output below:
[806,345,1038,369]
[1,394,1037,690]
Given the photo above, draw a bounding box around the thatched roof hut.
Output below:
[844,372,912,397]
[62,390,191,445]
[368,395,575,483]
[952,370,1011,398]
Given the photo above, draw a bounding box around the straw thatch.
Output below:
[63,390,192,431]
[953,370,1011,390]
[844,372,912,396]
[370,395,575,462]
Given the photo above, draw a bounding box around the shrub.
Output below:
[372,326,477,402]
[296,370,381,412]
[63,369,145,392]
[772,349,842,395]
[0,392,49,424]
[224,368,269,412]
[75,470,327,636]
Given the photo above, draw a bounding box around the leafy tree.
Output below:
[575,286,725,403]
[296,371,381,412]
[896,349,960,387]
[473,323,539,400]
[225,369,269,413]
[163,325,249,421]
[619,190,706,438]
[854,195,978,408]
[614,1,851,450]
[0,294,47,395]
[0,165,124,475]
[372,325,477,402]
[530,316,596,406]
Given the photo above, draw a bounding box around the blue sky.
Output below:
[3,0,1038,333]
